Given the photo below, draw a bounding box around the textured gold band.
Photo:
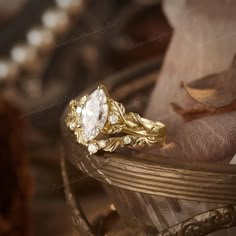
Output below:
[65,85,166,154]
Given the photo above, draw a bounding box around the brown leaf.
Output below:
[183,55,236,108]
[171,102,236,121]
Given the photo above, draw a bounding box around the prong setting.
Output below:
[88,143,99,154]
[109,113,119,124]
[124,136,132,145]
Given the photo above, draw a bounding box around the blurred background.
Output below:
[0,0,172,235]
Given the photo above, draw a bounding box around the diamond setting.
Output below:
[98,140,106,148]
[88,143,99,154]
[109,114,119,124]
[69,121,76,130]
[76,106,82,114]
[81,88,108,141]
[124,136,132,144]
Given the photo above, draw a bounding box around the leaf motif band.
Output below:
[65,85,166,154]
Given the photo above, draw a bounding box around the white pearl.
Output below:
[27,27,55,50]
[11,44,38,69]
[56,0,82,14]
[42,8,70,34]
[0,60,19,82]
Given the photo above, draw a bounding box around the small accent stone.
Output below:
[88,143,99,154]
[69,122,76,130]
[109,114,119,124]
[98,140,106,148]
[124,136,132,144]
[76,106,82,114]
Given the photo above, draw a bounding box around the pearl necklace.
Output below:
[0,0,83,84]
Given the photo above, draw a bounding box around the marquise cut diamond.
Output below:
[81,88,108,140]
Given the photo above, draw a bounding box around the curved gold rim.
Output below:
[62,155,236,236]
[63,142,236,204]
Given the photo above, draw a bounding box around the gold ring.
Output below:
[65,85,166,154]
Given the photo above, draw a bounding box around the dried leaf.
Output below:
[183,55,236,108]
[104,137,123,152]
[171,102,236,121]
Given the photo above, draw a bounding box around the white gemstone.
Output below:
[88,143,98,154]
[124,136,132,144]
[69,122,76,130]
[76,106,82,114]
[98,140,106,148]
[109,114,118,124]
[81,88,108,140]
